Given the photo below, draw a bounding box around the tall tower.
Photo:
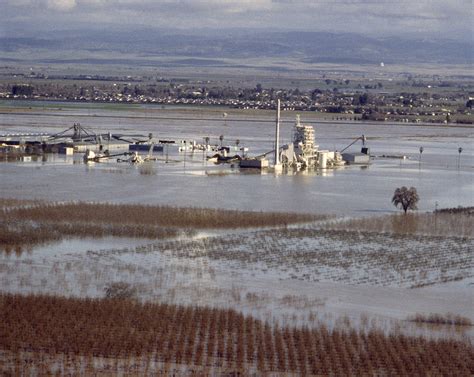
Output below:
[293,115,316,156]
[274,99,282,171]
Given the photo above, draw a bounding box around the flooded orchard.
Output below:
[1,102,473,346]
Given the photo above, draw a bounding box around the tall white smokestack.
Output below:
[275,99,281,167]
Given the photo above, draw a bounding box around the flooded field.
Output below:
[1,100,473,214]
[1,209,473,340]
[1,102,473,367]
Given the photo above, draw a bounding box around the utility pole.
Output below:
[183,141,186,169]
[204,137,209,161]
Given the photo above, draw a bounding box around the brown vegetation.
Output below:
[325,211,474,238]
[0,219,183,252]
[0,294,473,375]
[0,198,41,209]
[408,313,473,327]
[3,201,320,228]
[0,200,322,252]
[436,206,474,215]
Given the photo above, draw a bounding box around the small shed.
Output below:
[342,153,370,164]
[239,158,269,169]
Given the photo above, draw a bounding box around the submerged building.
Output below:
[280,115,344,170]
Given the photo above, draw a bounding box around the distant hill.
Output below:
[0,29,471,66]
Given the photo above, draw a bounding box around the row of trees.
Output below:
[1,293,472,375]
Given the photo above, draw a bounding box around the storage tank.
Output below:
[318,151,328,169]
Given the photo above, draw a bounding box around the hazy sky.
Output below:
[1,0,472,40]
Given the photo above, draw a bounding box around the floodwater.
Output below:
[1,101,473,215]
[1,101,472,338]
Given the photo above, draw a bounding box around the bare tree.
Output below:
[104,282,137,300]
[392,186,419,214]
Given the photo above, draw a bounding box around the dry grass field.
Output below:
[1,294,472,376]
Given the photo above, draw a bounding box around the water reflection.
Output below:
[0,237,155,259]
[1,107,472,215]
[1,244,33,257]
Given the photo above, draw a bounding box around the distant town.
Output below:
[1,70,472,124]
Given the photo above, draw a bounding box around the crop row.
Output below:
[3,200,323,229]
[152,228,473,288]
[0,294,472,375]
[0,219,187,253]
[0,199,326,252]
[324,211,474,238]
[408,313,473,327]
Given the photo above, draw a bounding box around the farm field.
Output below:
[1,294,472,376]
[1,0,473,372]
[1,103,473,375]
[1,202,473,337]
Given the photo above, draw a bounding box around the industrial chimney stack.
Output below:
[274,99,282,171]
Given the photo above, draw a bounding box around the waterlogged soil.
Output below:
[1,102,473,340]
[1,227,472,340]
[0,102,473,215]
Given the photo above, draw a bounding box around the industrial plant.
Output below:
[1,102,370,170]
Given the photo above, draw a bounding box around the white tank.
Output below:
[83,149,95,162]
[318,151,328,169]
